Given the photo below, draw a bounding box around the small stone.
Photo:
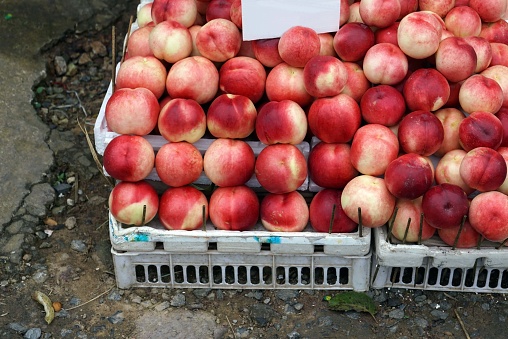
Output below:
[65,217,77,230]
[32,270,49,284]
[414,295,427,303]
[275,290,299,302]
[141,300,153,308]
[66,63,78,77]
[154,301,170,312]
[8,322,28,333]
[249,304,278,327]
[108,290,122,301]
[387,297,402,307]
[107,311,124,324]
[318,316,333,327]
[481,303,491,311]
[170,293,186,307]
[56,309,70,318]
[78,53,92,65]
[293,303,304,311]
[245,291,263,300]
[389,309,405,320]
[284,304,296,315]
[0,280,8,287]
[430,310,449,320]
[346,311,360,320]
[53,183,72,195]
[35,231,47,240]
[69,297,81,306]
[263,298,271,304]
[67,199,75,206]
[193,288,212,299]
[54,56,67,76]
[24,328,42,339]
[287,331,301,339]
[130,295,142,304]
[90,41,107,57]
[39,242,52,249]
[414,317,429,328]
[71,240,87,253]
[60,329,73,337]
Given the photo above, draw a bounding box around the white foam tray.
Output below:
[373,225,508,268]
[109,212,371,256]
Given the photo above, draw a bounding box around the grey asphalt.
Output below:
[0,0,130,228]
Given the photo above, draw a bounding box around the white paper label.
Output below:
[241,0,341,41]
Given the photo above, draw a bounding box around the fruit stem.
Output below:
[111,25,115,91]
[402,217,411,244]
[358,207,363,237]
[418,212,424,245]
[496,237,508,250]
[328,204,336,234]
[202,205,206,231]
[477,235,483,250]
[141,205,146,226]
[452,215,467,250]
[387,207,399,244]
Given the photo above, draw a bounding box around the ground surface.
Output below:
[1,3,508,339]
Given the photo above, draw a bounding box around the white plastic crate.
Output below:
[109,212,371,256]
[111,247,371,291]
[371,226,508,293]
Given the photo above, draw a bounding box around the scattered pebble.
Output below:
[245,291,263,300]
[388,308,405,320]
[24,328,42,339]
[70,240,87,253]
[275,290,299,302]
[170,293,186,307]
[430,310,449,320]
[193,288,211,299]
[108,290,122,301]
[130,294,142,304]
[107,311,124,324]
[65,217,77,230]
[287,331,301,339]
[414,295,427,303]
[53,56,67,76]
[414,317,429,328]
[154,301,170,312]
[293,303,304,311]
[140,300,153,308]
[32,270,49,284]
[8,323,28,334]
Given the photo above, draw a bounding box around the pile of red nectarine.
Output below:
[104,0,508,248]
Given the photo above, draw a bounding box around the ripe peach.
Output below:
[115,56,167,99]
[207,94,257,139]
[278,26,321,68]
[303,56,348,98]
[166,56,219,104]
[219,56,266,103]
[196,18,242,62]
[459,74,504,114]
[151,0,197,27]
[155,142,203,187]
[103,135,155,182]
[362,43,408,85]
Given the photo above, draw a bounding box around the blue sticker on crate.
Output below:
[124,233,150,242]
[253,236,282,244]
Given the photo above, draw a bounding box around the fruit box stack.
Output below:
[94,0,508,292]
[94,0,374,291]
